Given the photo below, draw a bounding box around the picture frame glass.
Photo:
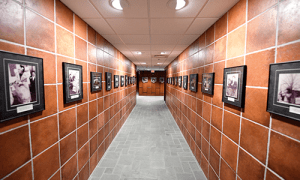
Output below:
[189,74,198,92]
[121,76,124,86]
[178,76,182,87]
[183,75,188,90]
[106,72,112,90]
[114,75,119,88]
[202,73,214,95]
[91,72,102,92]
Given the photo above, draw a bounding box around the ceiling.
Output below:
[61,0,239,70]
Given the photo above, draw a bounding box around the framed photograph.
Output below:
[183,75,188,90]
[0,51,45,122]
[267,62,300,121]
[151,77,157,83]
[106,72,112,91]
[159,77,164,83]
[90,72,102,92]
[63,62,83,104]
[114,75,119,88]
[133,76,135,84]
[190,74,198,92]
[121,76,124,86]
[178,76,182,87]
[222,65,247,108]
[172,77,175,85]
[175,77,178,86]
[142,77,148,83]
[202,73,215,95]
[125,75,128,86]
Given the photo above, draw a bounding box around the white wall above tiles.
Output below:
[61,0,239,69]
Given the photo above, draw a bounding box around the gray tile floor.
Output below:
[89,96,206,180]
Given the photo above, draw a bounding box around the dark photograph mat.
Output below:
[222,65,247,108]
[91,72,102,92]
[0,51,45,122]
[202,73,214,95]
[106,72,112,90]
[63,62,83,104]
[125,75,128,86]
[190,74,198,92]
[114,75,119,88]
[121,75,124,86]
[267,61,300,121]
[183,75,188,90]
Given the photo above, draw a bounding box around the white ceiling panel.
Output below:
[90,0,148,18]
[150,0,208,18]
[119,35,150,44]
[151,18,194,35]
[84,18,115,35]
[127,45,151,51]
[113,44,129,51]
[61,0,102,18]
[174,45,189,51]
[151,35,181,45]
[198,0,239,18]
[106,19,149,35]
[151,45,175,51]
[151,51,170,55]
[186,18,218,35]
[101,35,124,44]
[178,35,199,45]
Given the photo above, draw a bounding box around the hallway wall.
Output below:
[0,0,136,179]
[166,0,300,179]
[138,71,165,96]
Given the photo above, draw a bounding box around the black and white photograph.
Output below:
[202,73,214,95]
[90,72,102,92]
[222,65,247,108]
[267,61,300,121]
[159,77,164,83]
[121,75,124,86]
[125,75,128,86]
[151,77,157,83]
[114,75,119,88]
[142,77,148,83]
[175,77,178,86]
[183,75,188,90]
[106,72,112,90]
[190,74,198,92]
[178,76,182,87]
[0,51,45,122]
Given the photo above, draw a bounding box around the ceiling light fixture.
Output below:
[167,0,187,10]
[136,52,142,55]
[141,62,146,64]
[160,52,167,55]
[111,0,129,10]
[157,63,162,64]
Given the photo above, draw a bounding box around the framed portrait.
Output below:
[178,76,182,87]
[151,77,157,83]
[133,76,135,84]
[121,76,124,86]
[267,61,300,121]
[114,75,119,88]
[90,72,102,92]
[159,77,164,83]
[125,75,128,86]
[172,77,175,85]
[142,77,148,83]
[63,62,83,104]
[105,72,112,91]
[202,73,215,95]
[183,75,188,90]
[175,77,178,86]
[190,74,198,92]
[222,65,247,108]
[0,51,45,122]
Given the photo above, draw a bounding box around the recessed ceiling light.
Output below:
[141,62,146,64]
[167,0,187,10]
[136,52,142,55]
[111,0,129,10]
[160,52,167,55]
[157,63,162,64]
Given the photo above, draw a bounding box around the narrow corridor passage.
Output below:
[89,96,206,180]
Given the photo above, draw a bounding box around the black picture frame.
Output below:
[142,77,148,83]
[151,77,157,83]
[125,75,128,86]
[183,75,188,90]
[114,75,119,88]
[0,51,45,122]
[159,77,164,83]
[267,61,300,121]
[190,74,198,92]
[175,77,178,86]
[202,73,215,95]
[90,72,102,92]
[105,72,112,91]
[178,76,182,87]
[222,65,247,108]
[63,62,83,104]
[172,77,175,85]
[121,76,124,86]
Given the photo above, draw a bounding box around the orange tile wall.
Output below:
[0,0,136,179]
[166,0,300,179]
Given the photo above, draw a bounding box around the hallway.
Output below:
[89,96,206,180]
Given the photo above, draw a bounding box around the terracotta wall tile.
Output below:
[60,132,77,165]
[214,61,225,84]
[75,15,87,40]
[220,159,236,180]
[206,25,215,45]
[78,143,89,170]
[272,114,300,141]
[202,102,211,122]
[209,147,220,175]
[79,163,89,180]
[0,116,28,133]
[210,127,221,153]
[77,104,88,127]
[278,0,300,45]
[88,26,96,45]
[276,42,300,63]
[268,131,300,180]
[221,135,238,170]
[5,162,32,180]
[246,49,275,87]
[215,13,227,40]
[0,126,31,179]
[56,25,74,57]
[265,169,281,180]
[77,124,89,149]
[211,106,223,131]
[56,0,73,32]
[223,111,240,143]
[206,44,214,65]
[26,0,54,20]
[214,37,226,62]
[59,108,76,138]
[33,144,59,180]
[246,8,277,53]
[226,56,244,68]
[0,42,25,54]
[61,155,78,180]
[89,100,98,120]
[227,25,245,59]
[26,10,54,52]
[237,149,265,180]
[212,85,223,108]
[228,0,246,32]
[248,0,277,20]
[0,1,24,44]
[88,44,97,64]
[75,37,87,61]
[202,120,210,141]
[31,115,58,156]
